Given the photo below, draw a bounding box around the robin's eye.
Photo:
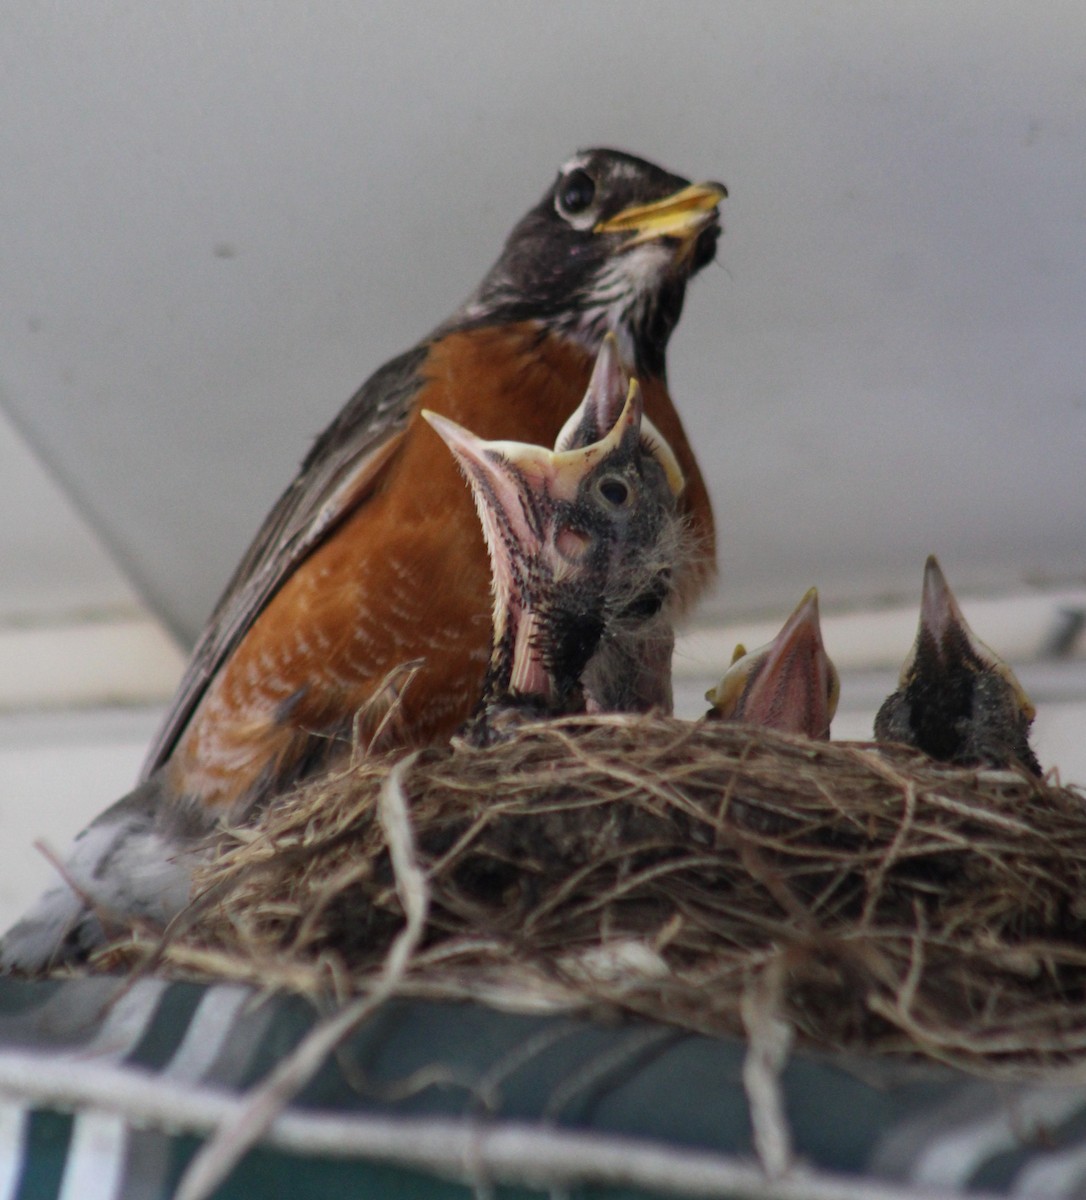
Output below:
[597,475,630,507]
[556,169,596,217]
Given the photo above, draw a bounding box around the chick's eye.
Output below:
[597,476,630,506]
[557,168,596,216]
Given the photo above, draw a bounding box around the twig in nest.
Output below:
[859,781,917,928]
[351,658,426,759]
[741,961,795,1179]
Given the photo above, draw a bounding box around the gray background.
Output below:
[2,2,1083,643]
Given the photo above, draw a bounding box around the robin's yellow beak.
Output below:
[594,182,726,249]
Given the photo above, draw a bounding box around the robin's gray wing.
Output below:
[140,342,430,779]
[0,776,197,972]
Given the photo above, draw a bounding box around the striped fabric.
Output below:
[0,977,1084,1198]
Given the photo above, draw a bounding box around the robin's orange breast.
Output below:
[166,324,715,815]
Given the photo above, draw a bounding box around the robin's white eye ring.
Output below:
[556,168,596,217]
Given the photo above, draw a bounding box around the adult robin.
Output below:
[145,147,724,819]
[705,588,839,739]
[424,336,686,742]
[874,556,1042,775]
[1,153,723,970]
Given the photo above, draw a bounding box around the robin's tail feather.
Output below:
[0,775,206,975]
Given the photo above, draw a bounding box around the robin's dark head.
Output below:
[706,589,839,739]
[874,556,1041,776]
[451,149,726,377]
[422,335,685,716]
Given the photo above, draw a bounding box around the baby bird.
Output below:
[423,338,687,741]
[874,556,1041,775]
[705,588,839,739]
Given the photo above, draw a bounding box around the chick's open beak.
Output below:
[706,589,839,739]
[910,555,1035,722]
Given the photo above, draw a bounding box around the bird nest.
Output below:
[109,715,1086,1079]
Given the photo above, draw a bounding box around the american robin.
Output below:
[145,147,724,819]
[1,150,723,971]
[874,556,1042,775]
[424,336,686,742]
[705,588,839,739]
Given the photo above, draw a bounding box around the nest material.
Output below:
[124,715,1086,1077]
